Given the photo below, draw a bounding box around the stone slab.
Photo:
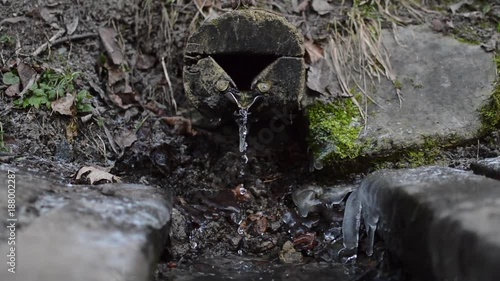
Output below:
[362,26,496,151]
[356,166,500,281]
[363,26,496,150]
[0,164,171,281]
[471,156,500,180]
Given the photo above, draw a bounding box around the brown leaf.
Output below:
[52,93,75,116]
[162,116,197,136]
[135,53,156,70]
[114,129,138,150]
[296,0,310,13]
[304,40,324,63]
[5,83,20,97]
[75,166,121,185]
[195,0,213,8]
[16,62,37,90]
[98,27,125,65]
[66,17,79,35]
[306,58,341,96]
[311,0,334,15]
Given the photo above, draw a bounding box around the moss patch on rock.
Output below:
[307,97,363,164]
[479,54,500,134]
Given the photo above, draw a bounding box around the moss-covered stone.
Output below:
[307,97,363,163]
[479,55,500,134]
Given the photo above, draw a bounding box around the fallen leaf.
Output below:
[75,166,121,185]
[311,0,334,15]
[98,27,125,65]
[5,83,20,97]
[16,62,37,90]
[195,0,213,8]
[306,58,341,96]
[52,93,75,116]
[135,53,156,70]
[304,40,324,63]
[114,129,138,150]
[296,0,310,12]
[162,116,197,136]
[66,17,79,35]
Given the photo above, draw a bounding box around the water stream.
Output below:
[226,92,261,164]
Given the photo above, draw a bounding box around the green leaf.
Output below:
[78,104,94,113]
[2,72,20,85]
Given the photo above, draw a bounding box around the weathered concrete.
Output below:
[0,164,171,281]
[184,10,306,120]
[352,166,500,281]
[471,156,500,180]
[308,25,497,163]
[363,26,496,151]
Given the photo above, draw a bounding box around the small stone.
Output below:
[471,157,500,180]
[279,241,303,264]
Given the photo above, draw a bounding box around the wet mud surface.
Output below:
[1,0,500,280]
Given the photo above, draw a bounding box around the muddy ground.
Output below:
[1,0,500,280]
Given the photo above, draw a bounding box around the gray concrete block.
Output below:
[356,166,500,281]
[0,164,171,281]
[471,157,500,180]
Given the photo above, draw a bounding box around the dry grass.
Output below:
[327,0,429,122]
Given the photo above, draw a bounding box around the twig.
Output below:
[50,33,97,47]
[161,56,177,115]
[32,29,66,57]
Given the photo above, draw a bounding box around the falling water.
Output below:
[226,92,261,164]
[236,108,249,163]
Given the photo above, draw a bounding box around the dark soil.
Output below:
[1,0,500,280]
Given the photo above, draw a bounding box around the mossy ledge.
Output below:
[479,54,500,134]
[306,97,363,164]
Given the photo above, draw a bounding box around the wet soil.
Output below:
[1,0,500,280]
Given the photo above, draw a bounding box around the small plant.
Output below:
[0,34,13,46]
[14,70,93,113]
[2,72,20,85]
[0,122,6,152]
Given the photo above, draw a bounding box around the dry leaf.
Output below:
[98,27,125,65]
[195,0,213,8]
[5,83,20,97]
[52,93,75,116]
[66,17,79,35]
[16,62,37,90]
[304,40,324,63]
[114,129,138,150]
[75,166,121,185]
[306,58,341,97]
[135,53,156,70]
[311,0,334,15]
[297,0,310,12]
[162,116,197,136]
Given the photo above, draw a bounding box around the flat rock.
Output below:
[0,164,171,281]
[471,156,500,180]
[363,25,496,151]
[355,166,500,281]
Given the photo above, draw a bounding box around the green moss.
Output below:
[307,97,363,164]
[479,55,500,133]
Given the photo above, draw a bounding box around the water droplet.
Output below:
[240,187,247,195]
[313,159,324,170]
[238,249,243,255]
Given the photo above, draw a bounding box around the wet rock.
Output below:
[471,156,500,180]
[0,164,171,281]
[343,166,500,281]
[292,185,353,217]
[279,241,303,264]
